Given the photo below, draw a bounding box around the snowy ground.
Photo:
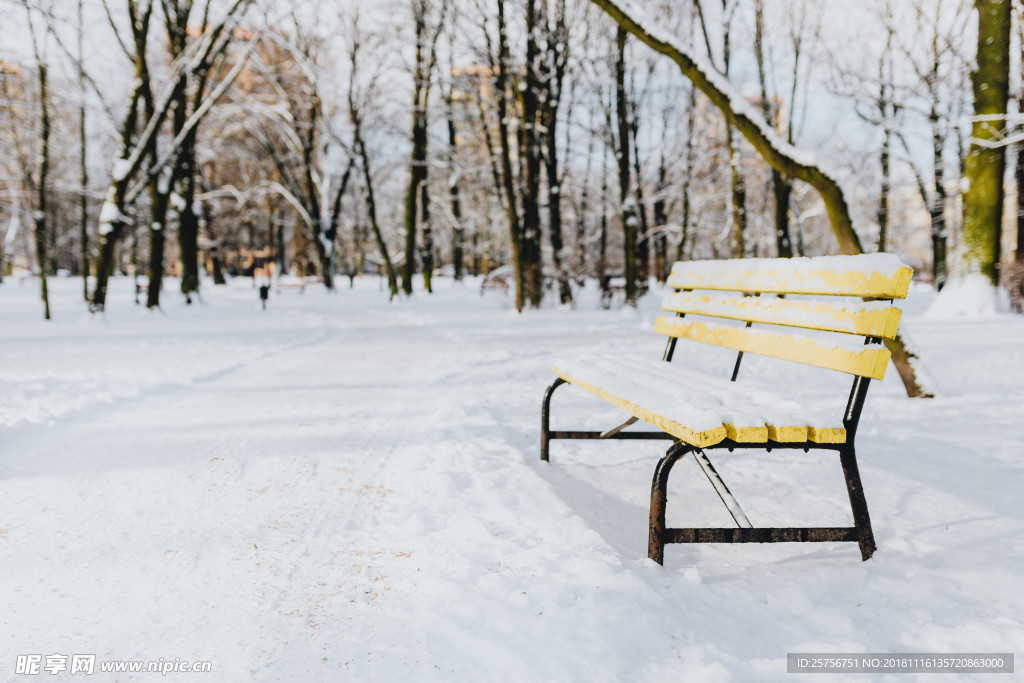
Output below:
[1,274,1022,681]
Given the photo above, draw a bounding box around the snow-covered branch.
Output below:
[588,0,865,255]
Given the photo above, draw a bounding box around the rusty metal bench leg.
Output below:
[839,444,876,561]
[540,378,566,462]
[649,442,694,565]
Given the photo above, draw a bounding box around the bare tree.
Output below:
[90,0,256,311]
[345,10,399,299]
[17,0,53,319]
[401,0,447,295]
[539,0,573,304]
[614,28,638,305]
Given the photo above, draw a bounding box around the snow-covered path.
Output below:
[2,277,1023,681]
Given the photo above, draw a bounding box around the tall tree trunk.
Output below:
[599,128,609,281]
[323,158,354,289]
[420,182,434,293]
[876,38,896,254]
[576,126,594,285]
[146,182,170,309]
[545,113,571,303]
[445,92,464,281]
[653,151,668,282]
[719,1,746,259]
[177,126,201,300]
[34,63,51,320]
[677,86,696,262]
[494,0,524,311]
[543,0,572,304]
[352,112,398,299]
[1016,136,1024,264]
[521,0,544,307]
[172,12,201,301]
[726,125,747,257]
[403,1,432,295]
[616,27,638,306]
[961,0,1011,284]
[930,105,949,286]
[78,0,89,300]
[878,121,891,252]
[753,0,792,257]
[630,112,650,283]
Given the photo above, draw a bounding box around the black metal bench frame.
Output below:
[541,328,880,565]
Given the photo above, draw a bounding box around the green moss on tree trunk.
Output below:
[961,0,1011,284]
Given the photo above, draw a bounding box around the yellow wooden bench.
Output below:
[541,254,913,564]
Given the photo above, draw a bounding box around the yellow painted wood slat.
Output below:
[725,423,769,442]
[667,256,914,299]
[661,292,903,339]
[768,424,808,442]
[654,316,892,380]
[553,365,729,448]
[807,426,847,444]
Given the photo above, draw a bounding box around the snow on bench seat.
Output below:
[552,354,845,448]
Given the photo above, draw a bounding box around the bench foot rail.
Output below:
[649,442,876,565]
[665,527,859,544]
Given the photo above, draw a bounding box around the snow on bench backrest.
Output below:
[657,255,914,380]
[666,254,913,299]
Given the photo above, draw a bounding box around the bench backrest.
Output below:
[656,255,913,380]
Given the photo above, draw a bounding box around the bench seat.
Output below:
[553,354,846,448]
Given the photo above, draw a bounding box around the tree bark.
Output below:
[719,3,746,259]
[445,91,464,281]
[615,28,638,306]
[878,121,890,252]
[676,86,696,262]
[420,181,434,293]
[402,0,444,295]
[754,0,792,258]
[961,0,1011,284]
[402,4,429,295]
[145,188,169,309]
[542,0,572,304]
[930,105,949,286]
[78,0,90,300]
[34,63,51,320]
[1016,135,1024,264]
[323,158,354,289]
[521,0,544,307]
[630,109,651,281]
[653,153,668,282]
[494,0,525,311]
